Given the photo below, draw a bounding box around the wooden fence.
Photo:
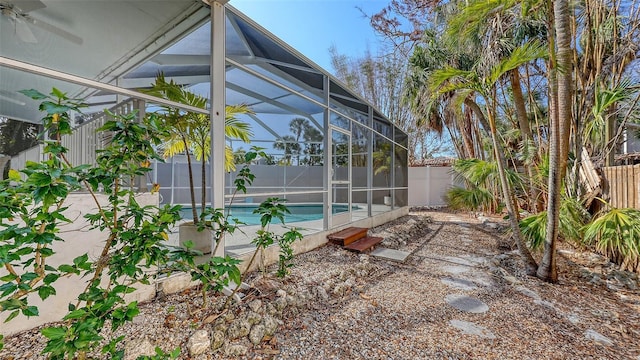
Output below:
[601,164,640,209]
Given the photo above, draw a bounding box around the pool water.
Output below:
[179,203,355,226]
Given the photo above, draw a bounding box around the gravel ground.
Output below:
[2,209,639,359]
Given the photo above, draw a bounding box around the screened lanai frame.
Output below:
[133,6,410,232]
[0,1,408,255]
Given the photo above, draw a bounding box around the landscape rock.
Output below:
[445,294,490,313]
[275,296,288,311]
[249,324,266,345]
[263,315,280,336]
[225,344,248,357]
[248,299,263,313]
[187,330,210,356]
[315,286,329,301]
[124,337,156,360]
[212,330,225,350]
[449,319,496,339]
[265,302,278,316]
[227,318,251,340]
[246,310,263,325]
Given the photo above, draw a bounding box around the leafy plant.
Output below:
[0,88,189,358]
[445,186,494,212]
[143,74,253,224]
[583,206,640,270]
[519,197,589,250]
[1,89,303,357]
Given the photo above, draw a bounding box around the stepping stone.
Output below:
[584,329,613,346]
[371,247,410,262]
[442,265,470,274]
[441,277,478,291]
[567,313,581,325]
[516,286,541,300]
[445,294,489,313]
[460,255,487,265]
[534,299,557,310]
[466,273,497,288]
[449,319,496,339]
[444,256,475,266]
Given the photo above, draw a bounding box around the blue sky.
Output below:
[230,0,389,72]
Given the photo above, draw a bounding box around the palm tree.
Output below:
[535,0,573,282]
[429,41,546,274]
[144,74,253,224]
[289,118,307,165]
[273,135,300,166]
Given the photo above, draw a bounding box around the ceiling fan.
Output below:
[0,1,83,45]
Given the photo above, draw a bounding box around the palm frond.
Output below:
[445,186,494,211]
[519,211,547,249]
[583,207,640,266]
[488,40,547,85]
[519,197,589,250]
[429,67,476,94]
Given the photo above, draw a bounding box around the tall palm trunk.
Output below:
[486,99,538,275]
[201,156,207,219]
[538,0,573,282]
[183,134,198,224]
[511,70,539,212]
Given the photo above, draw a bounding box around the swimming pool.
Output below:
[179,203,356,225]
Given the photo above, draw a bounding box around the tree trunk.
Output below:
[538,0,573,282]
[183,135,198,225]
[201,155,207,218]
[486,104,538,275]
[511,70,539,212]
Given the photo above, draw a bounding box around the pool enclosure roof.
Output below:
[0,0,398,135]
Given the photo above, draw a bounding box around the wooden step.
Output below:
[327,227,368,246]
[344,236,383,253]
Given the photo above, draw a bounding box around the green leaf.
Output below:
[50,87,66,99]
[58,264,78,274]
[0,282,17,297]
[73,253,89,267]
[63,309,87,320]
[38,285,56,300]
[19,89,48,100]
[28,172,52,187]
[41,326,67,340]
[8,169,21,182]
[0,273,17,282]
[4,310,19,323]
[20,272,38,282]
[22,306,39,317]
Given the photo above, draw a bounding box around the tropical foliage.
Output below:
[361,0,640,278]
[144,74,253,224]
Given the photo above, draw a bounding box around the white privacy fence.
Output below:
[408,166,460,207]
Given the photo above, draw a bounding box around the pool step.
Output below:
[327,227,368,246]
[327,227,383,253]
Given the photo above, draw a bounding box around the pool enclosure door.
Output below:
[330,127,352,227]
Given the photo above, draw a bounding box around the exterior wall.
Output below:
[408,166,457,207]
[2,191,409,335]
[0,193,159,335]
[625,128,640,153]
